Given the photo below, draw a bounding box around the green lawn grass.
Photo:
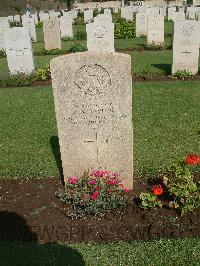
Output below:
[1,238,200,266]
[0,81,200,178]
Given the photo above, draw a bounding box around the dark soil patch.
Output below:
[0,177,199,244]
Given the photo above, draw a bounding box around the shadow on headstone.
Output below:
[152,64,171,75]
[0,211,85,265]
[50,135,64,184]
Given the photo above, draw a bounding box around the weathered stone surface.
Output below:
[104,8,111,15]
[168,7,176,20]
[136,12,148,37]
[94,14,112,23]
[84,9,93,23]
[59,16,73,38]
[43,19,61,50]
[172,20,199,75]
[50,52,133,189]
[172,11,185,22]
[39,12,49,22]
[147,14,164,45]
[5,27,34,74]
[86,20,114,52]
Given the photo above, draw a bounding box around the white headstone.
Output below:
[104,8,111,15]
[147,14,164,45]
[14,15,21,22]
[0,17,10,50]
[172,12,185,22]
[86,20,114,52]
[60,16,73,38]
[22,15,37,42]
[50,52,133,189]
[84,9,93,23]
[168,7,176,20]
[172,21,199,75]
[136,12,148,37]
[121,7,133,21]
[5,27,34,74]
[43,19,61,50]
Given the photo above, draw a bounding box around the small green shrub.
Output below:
[0,72,37,87]
[114,17,135,39]
[173,70,193,80]
[56,170,129,219]
[40,48,63,55]
[35,21,43,28]
[73,16,85,25]
[61,36,74,42]
[75,30,87,40]
[0,49,6,58]
[139,192,162,209]
[165,156,200,215]
[68,43,86,53]
[36,64,51,80]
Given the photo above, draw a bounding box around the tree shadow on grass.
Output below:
[50,136,64,184]
[152,64,171,75]
[0,211,85,266]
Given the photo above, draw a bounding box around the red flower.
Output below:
[186,154,200,165]
[82,194,87,200]
[90,191,100,200]
[106,178,118,186]
[123,188,129,193]
[94,186,99,191]
[151,184,164,196]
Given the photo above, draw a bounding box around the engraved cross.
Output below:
[84,132,108,164]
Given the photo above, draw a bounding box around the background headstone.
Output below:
[147,14,164,45]
[59,16,73,38]
[22,15,37,42]
[136,12,148,37]
[172,20,199,75]
[84,9,93,23]
[5,27,34,74]
[86,20,114,52]
[43,19,61,50]
[51,52,133,189]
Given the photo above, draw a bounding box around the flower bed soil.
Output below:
[0,177,199,244]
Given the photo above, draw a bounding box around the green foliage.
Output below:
[173,70,193,80]
[0,73,37,87]
[0,49,6,58]
[75,30,87,40]
[40,48,63,55]
[61,36,74,42]
[139,192,162,209]
[35,21,43,28]
[144,43,165,51]
[114,17,135,39]
[56,171,128,218]
[36,64,51,80]
[166,159,200,215]
[68,43,86,53]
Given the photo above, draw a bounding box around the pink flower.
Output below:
[88,179,97,185]
[90,191,100,200]
[106,178,118,186]
[113,172,120,178]
[68,177,79,184]
[94,186,99,191]
[91,170,111,178]
[123,188,129,193]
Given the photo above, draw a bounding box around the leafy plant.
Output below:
[40,48,63,55]
[35,21,43,28]
[173,70,193,80]
[36,64,51,80]
[0,73,37,87]
[114,17,135,39]
[139,192,162,209]
[61,36,74,42]
[0,49,6,58]
[75,30,87,40]
[56,170,129,219]
[73,16,85,25]
[68,43,86,53]
[165,156,200,215]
